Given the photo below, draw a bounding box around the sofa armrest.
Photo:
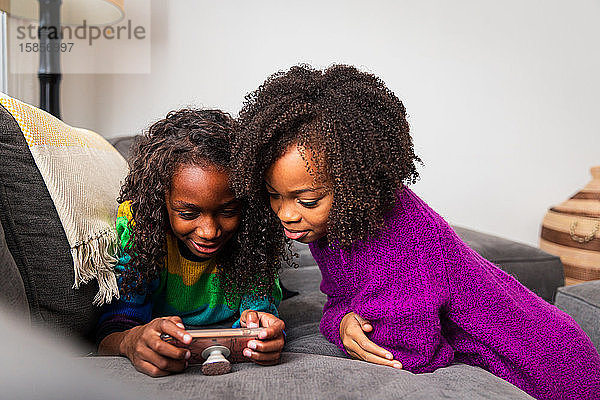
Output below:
[0,221,29,321]
[555,280,600,352]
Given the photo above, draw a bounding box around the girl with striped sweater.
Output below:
[97,109,284,377]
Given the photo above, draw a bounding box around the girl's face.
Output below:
[265,144,333,243]
[166,164,241,259]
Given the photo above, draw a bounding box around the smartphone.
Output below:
[161,327,264,364]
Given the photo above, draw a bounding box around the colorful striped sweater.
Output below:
[312,187,600,400]
[96,202,282,343]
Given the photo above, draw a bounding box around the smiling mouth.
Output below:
[283,228,309,240]
[189,240,222,255]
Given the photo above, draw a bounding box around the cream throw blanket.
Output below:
[0,93,128,305]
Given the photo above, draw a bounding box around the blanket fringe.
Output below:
[71,229,120,306]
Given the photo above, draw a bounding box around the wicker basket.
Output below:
[540,166,600,285]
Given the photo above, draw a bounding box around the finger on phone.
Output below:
[257,321,284,340]
[247,337,284,353]
[246,349,281,365]
[149,335,190,360]
[159,318,192,345]
[140,347,188,373]
[245,310,260,328]
[239,310,248,327]
[166,315,184,329]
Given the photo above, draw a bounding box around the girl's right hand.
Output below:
[340,312,403,369]
[119,316,192,377]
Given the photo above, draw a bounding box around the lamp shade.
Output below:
[1,0,124,26]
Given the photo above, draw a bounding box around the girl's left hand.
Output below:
[239,309,286,365]
[340,312,403,369]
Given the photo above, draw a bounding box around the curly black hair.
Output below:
[118,109,280,305]
[231,64,421,248]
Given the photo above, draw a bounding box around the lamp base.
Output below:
[38,73,61,119]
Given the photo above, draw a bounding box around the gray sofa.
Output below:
[1,123,599,399]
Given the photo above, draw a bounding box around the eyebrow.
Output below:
[291,188,326,195]
[172,199,240,209]
[265,181,325,195]
[172,201,199,209]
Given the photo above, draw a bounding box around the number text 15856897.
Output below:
[18,42,75,53]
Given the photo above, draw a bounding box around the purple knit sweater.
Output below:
[310,187,600,400]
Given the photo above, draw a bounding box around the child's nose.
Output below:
[277,200,301,224]
[195,217,221,241]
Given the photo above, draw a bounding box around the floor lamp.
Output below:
[0,8,7,94]
[0,0,124,119]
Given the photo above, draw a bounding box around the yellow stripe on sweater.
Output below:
[117,201,133,221]
[165,233,217,286]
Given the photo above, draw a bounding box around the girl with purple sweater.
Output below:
[231,64,600,400]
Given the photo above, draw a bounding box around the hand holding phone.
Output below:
[157,310,286,375]
[116,316,192,378]
[239,310,286,366]
[161,327,265,364]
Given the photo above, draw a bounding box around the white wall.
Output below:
[9,0,600,246]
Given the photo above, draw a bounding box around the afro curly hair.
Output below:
[231,64,421,248]
[118,109,280,305]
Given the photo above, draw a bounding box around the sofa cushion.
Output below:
[284,322,347,357]
[0,219,29,320]
[0,103,113,347]
[278,264,328,344]
[84,353,532,399]
[109,135,137,161]
[555,280,600,352]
